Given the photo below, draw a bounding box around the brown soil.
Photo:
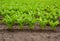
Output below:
[0,30,60,41]
[0,25,60,41]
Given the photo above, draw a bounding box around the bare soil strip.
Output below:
[0,24,60,41]
[0,29,60,41]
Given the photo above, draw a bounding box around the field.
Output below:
[0,0,60,41]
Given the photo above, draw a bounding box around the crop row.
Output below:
[0,0,60,30]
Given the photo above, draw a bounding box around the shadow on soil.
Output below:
[0,29,60,33]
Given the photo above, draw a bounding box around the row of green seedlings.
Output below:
[0,0,60,30]
[0,10,60,30]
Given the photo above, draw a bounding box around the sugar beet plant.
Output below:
[0,0,60,30]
